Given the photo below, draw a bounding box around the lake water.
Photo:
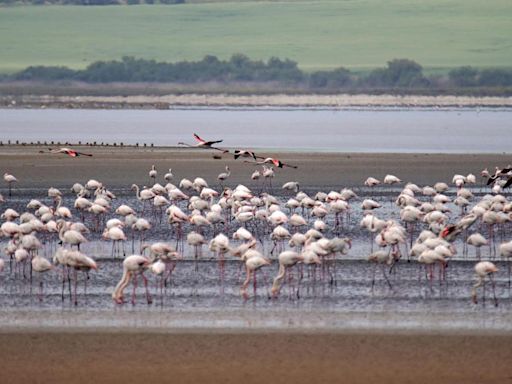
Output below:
[1,108,510,153]
[1,187,511,332]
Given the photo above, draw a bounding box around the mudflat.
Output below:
[0,146,506,189]
[0,330,510,384]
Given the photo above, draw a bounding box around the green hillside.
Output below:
[0,0,510,73]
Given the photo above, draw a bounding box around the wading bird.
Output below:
[3,173,17,197]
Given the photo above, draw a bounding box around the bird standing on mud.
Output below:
[3,173,18,197]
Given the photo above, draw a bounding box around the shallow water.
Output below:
[1,187,511,332]
[1,108,511,153]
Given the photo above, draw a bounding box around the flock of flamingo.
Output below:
[1,134,512,308]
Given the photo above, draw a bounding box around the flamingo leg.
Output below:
[132,273,138,305]
[489,274,498,307]
[74,268,78,306]
[142,272,152,305]
[381,265,393,290]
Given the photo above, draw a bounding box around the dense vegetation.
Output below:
[7,56,512,94]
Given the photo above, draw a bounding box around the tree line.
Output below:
[7,55,512,92]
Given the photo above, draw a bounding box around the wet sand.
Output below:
[0,145,508,189]
[0,330,511,384]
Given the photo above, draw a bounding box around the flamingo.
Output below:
[149,165,157,185]
[209,233,231,288]
[471,261,498,306]
[361,199,381,211]
[164,168,174,182]
[178,133,226,152]
[499,241,512,287]
[85,179,102,191]
[383,174,401,185]
[240,251,271,300]
[249,157,298,169]
[54,196,72,219]
[233,149,258,160]
[149,259,166,301]
[467,233,488,260]
[131,184,155,213]
[112,255,152,305]
[132,218,151,251]
[1,208,19,221]
[364,177,381,187]
[63,250,98,305]
[217,166,231,186]
[14,247,29,278]
[186,231,207,276]
[3,173,17,197]
[102,226,127,258]
[57,220,87,251]
[368,250,394,291]
[282,181,300,193]
[115,204,136,217]
[31,254,53,301]
[271,250,304,298]
[48,147,92,157]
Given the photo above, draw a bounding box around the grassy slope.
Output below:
[0,0,510,73]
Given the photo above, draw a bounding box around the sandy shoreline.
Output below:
[2,93,512,109]
[0,146,508,189]
[1,331,511,383]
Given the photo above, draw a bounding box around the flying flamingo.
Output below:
[48,147,93,157]
[178,133,227,152]
[233,149,258,160]
[246,157,298,169]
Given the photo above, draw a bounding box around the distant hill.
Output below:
[0,1,510,73]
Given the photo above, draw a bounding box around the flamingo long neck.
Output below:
[56,197,62,210]
[112,269,132,301]
[241,265,252,291]
[133,185,141,200]
[272,264,286,292]
[58,225,67,242]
